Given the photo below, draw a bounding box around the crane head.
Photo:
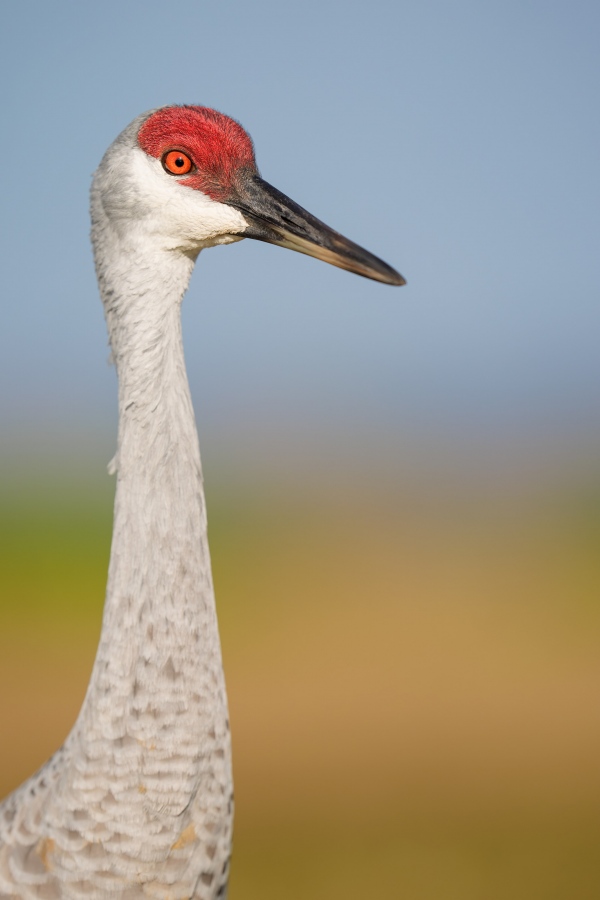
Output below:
[100,105,405,286]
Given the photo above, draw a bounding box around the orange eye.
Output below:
[162,150,193,175]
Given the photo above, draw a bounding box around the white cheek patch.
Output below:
[129,151,249,251]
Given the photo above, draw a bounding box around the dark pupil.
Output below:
[175,156,185,168]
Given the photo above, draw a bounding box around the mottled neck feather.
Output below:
[89,242,226,734]
[67,203,233,876]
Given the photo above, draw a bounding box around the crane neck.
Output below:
[102,242,199,481]
[70,226,232,853]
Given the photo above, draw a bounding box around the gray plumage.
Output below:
[0,105,403,900]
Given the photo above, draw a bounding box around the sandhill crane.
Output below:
[0,105,404,899]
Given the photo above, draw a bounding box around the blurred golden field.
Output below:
[1,456,600,899]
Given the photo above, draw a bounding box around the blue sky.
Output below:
[1,1,598,475]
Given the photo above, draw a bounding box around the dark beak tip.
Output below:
[375,266,406,287]
[390,272,407,287]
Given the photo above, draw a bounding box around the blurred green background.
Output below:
[1,450,599,899]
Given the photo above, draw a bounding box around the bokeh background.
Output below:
[1,2,599,898]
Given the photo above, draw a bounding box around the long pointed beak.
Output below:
[229,173,405,286]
